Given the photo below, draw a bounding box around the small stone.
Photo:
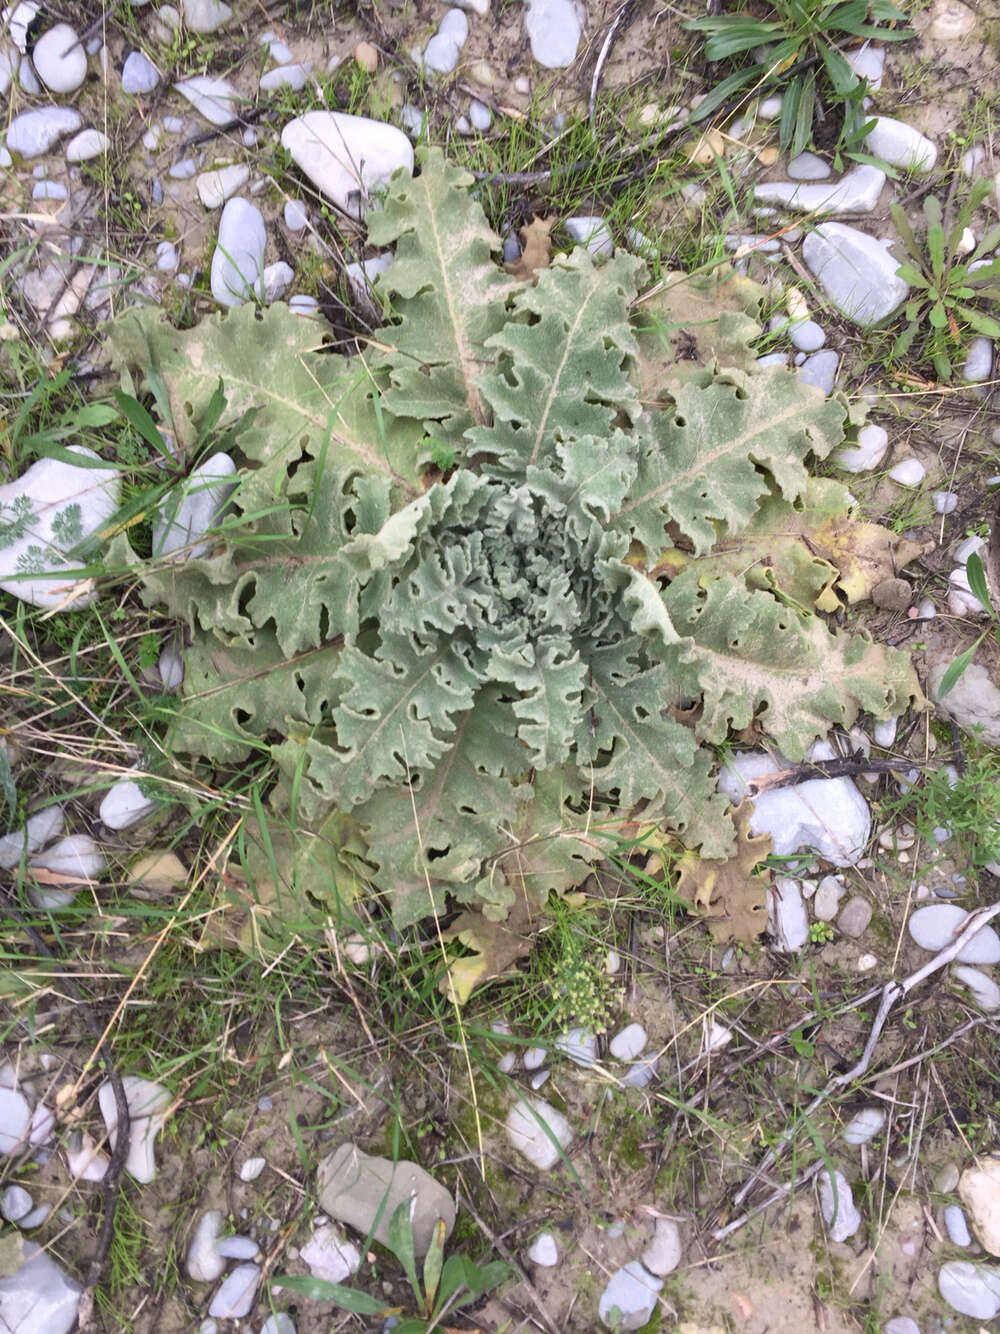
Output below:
[962,336,993,382]
[469,98,491,132]
[598,1261,662,1331]
[31,23,86,93]
[154,452,237,558]
[564,215,613,259]
[757,352,789,369]
[928,0,975,38]
[208,1263,259,1319]
[283,199,308,231]
[788,151,831,180]
[933,490,958,514]
[798,349,838,396]
[354,41,378,73]
[944,1203,972,1246]
[888,458,925,487]
[523,1046,546,1070]
[31,180,67,201]
[169,158,196,180]
[818,1168,862,1241]
[299,1223,361,1282]
[908,904,1000,963]
[260,63,310,92]
[834,423,888,473]
[768,877,808,950]
[555,1026,597,1066]
[755,165,885,215]
[174,75,241,126]
[789,319,825,352]
[951,964,1000,1012]
[0,1243,81,1334]
[196,163,250,209]
[289,294,318,316]
[121,50,159,94]
[883,1320,920,1334]
[6,107,83,159]
[259,1317,296,1334]
[837,896,873,939]
[181,0,231,33]
[758,95,782,119]
[873,717,897,747]
[936,1163,961,1193]
[845,42,884,88]
[527,1231,558,1266]
[524,0,581,67]
[813,875,843,921]
[959,1158,1000,1254]
[609,1023,647,1062]
[317,1144,455,1256]
[216,1234,259,1259]
[497,1052,516,1074]
[100,775,158,829]
[157,640,183,688]
[0,807,64,870]
[65,128,108,161]
[29,835,103,903]
[756,145,779,166]
[505,1098,573,1170]
[802,222,909,326]
[4,1,38,52]
[624,1054,658,1087]
[843,1106,885,1145]
[1,1185,32,1222]
[98,1075,170,1183]
[641,1217,682,1276]
[262,261,293,303]
[187,1210,225,1281]
[937,1260,1000,1318]
[239,1156,266,1182]
[281,111,414,219]
[963,144,986,176]
[865,117,937,172]
[210,199,266,306]
[155,241,178,272]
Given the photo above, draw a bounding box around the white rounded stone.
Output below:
[121,49,159,94]
[281,111,414,219]
[963,337,993,382]
[818,1168,862,1241]
[524,0,581,68]
[843,1106,885,1145]
[865,118,937,172]
[239,1156,266,1182]
[937,1260,1000,1318]
[951,964,1000,1012]
[0,1088,31,1154]
[909,905,1000,963]
[598,1260,662,1330]
[944,1203,972,1246]
[196,163,250,210]
[154,451,238,555]
[32,23,87,93]
[609,1023,647,1062]
[802,222,909,326]
[888,458,925,487]
[834,423,888,473]
[959,1158,1000,1254]
[65,128,108,161]
[555,1026,597,1066]
[100,776,158,830]
[299,1224,361,1283]
[6,106,82,158]
[208,1263,259,1319]
[505,1098,573,1170]
[174,75,241,126]
[187,1209,225,1281]
[527,1231,558,1266]
[181,0,231,33]
[641,1217,681,1276]
[1,1185,32,1221]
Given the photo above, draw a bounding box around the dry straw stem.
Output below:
[716,899,1000,1236]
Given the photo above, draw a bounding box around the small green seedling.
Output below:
[687,0,912,158]
[938,552,997,697]
[272,1200,509,1333]
[891,180,1000,382]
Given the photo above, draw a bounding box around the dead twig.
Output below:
[588,0,638,131]
[744,753,939,796]
[719,900,1000,1225]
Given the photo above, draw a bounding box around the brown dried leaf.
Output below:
[440,884,537,1002]
[673,802,770,945]
[503,216,555,282]
[128,851,187,892]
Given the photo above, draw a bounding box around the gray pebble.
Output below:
[122,50,160,94]
[789,319,826,352]
[169,158,197,179]
[283,199,308,231]
[944,1204,971,1246]
[798,349,839,395]
[837,896,873,939]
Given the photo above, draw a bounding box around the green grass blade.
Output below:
[270,1274,390,1314]
[966,553,993,616]
[937,635,986,698]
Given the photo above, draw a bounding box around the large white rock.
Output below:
[196,163,249,209]
[952,964,1000,1012]
[31,23,87,93]
[717,743,870,867]
[299,1224,361,1283]
[505,1097,573,1170]
[174,75,241,125]
[598,1261,662,1330]
[802,222,910,325]
[0,1087,30,1154]
[281,111,414,218]
[3,1,38,52]
[959,1158,1000,1255]
[818,1168,862,1241]
[208,1263,259,1319]
[0,1242,81,1334]
[99,775,158,830]
[98,1075,171,1183]
[907,904,1000,964]
[938,1261,1000,1319]
[0,449,120,608]
[187,1209,226,1281]
[153,451,237,556]
[865,117,937,172]
[768,877,809,950]
[524,0,582,67]
[0,806,63,870]
[181,0,231,32]
[641,1217,682,1276]
[210,201,266,307]
[6,106,82,158]
[754,164,885,214]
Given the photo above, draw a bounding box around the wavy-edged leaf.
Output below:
[367,148,516,442]
[618,369,846,556]
[663,569,921,758]
[107,303,426,495]
[469,250,642,474]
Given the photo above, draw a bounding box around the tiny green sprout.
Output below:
[808,921,835,945]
